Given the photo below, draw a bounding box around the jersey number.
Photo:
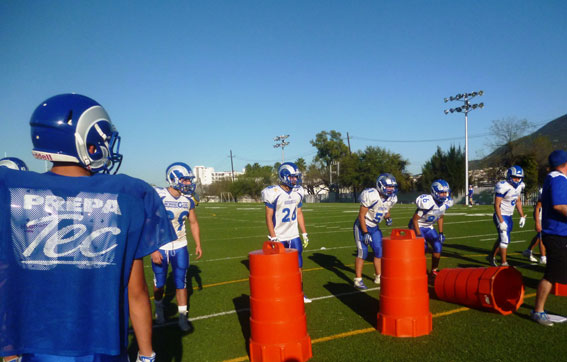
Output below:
[167,210,189,231]
[282,208,297,223]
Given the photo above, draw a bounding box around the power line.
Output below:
[349,133,490,143]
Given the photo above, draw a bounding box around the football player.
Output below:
[409,179,453,277]
[353,173,398,290]
[0,157,28,171]
[0,94,175,362]
[261,162,311,303]
[488,166,526,266]
[151,162,203,332]
[522,187,546,264]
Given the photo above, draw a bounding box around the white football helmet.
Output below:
[0,157,28,171]
[166,162,196,195]
[376,173,398,198]
[506,165,524,188]
[278,162,302,188]
[431,179,450,203]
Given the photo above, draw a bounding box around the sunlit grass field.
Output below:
[134,202,566,362]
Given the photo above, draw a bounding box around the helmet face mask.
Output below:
[30,94,123,174]
[278,162,302,188]
[376,173,398,198]
[166,162,196,195]
[0,157,28,171]
[506,166,524,188]
[431,179,450,204]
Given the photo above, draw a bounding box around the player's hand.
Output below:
[301,233,309,249]
[535,222,542,233]
[385,217,393,226]
[363,233,372,246]
[268,235,279,242]
[195,245,203,260]
[150,250,163,265]
[498,221,508,232]
[137,352,156,362]
[439,232,445,243]
[519,216,526,228]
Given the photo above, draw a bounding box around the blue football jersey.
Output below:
[0,168,176,357]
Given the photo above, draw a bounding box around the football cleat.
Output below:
[373,274,381,284]
[154,301,165,324]
[501,262,509,267]
[30,94,122,174]
[540,256,547,265]
[278,162,302,188]
[0,157,28,171]
[354,278,368,290]
[531,310,554,326]
[178,314,192,332]
[136,352,156,362]
[486,255,497,267]
[166,162,196,195]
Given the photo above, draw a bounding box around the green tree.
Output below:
[295,157,307,172]
[310,130,349,167]
[336,146,410,193]
[421,145,465,195]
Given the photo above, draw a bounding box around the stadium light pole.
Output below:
[443,91,484,206]
[273,135,290,163]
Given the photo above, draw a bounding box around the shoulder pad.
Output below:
[416,194,434,209]
[261,185,277,203]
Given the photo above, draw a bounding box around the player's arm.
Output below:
[553,204,567,218]
[188,209,202,259]
[411,212,422,237]
[357,206,369,233]
[437,215,444,234]
[534,201,542,232]
[297,207,307,234]
[265,205,277,239]
[516,195,525,218]
[128,258,154,358]
[494,196,504,223]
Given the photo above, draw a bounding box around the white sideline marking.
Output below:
[187,287,380,322]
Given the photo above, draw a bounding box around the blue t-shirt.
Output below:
[0,169,176,357]
[541,170,567,236]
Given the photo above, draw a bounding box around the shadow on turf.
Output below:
[324,282,379,328]
[128,322,192,362]
[233,293,252,357]
[308,252,356,284]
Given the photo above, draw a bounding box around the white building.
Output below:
[193,166,244,185]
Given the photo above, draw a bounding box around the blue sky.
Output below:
[1,1,566,186]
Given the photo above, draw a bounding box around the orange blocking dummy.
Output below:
[378,229,432,337]
[434,266,524,315]
[248,241,312,362]
[553,282,567,296]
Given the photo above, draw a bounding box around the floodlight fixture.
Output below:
[273,134,291,162]
[443,89,485,206]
